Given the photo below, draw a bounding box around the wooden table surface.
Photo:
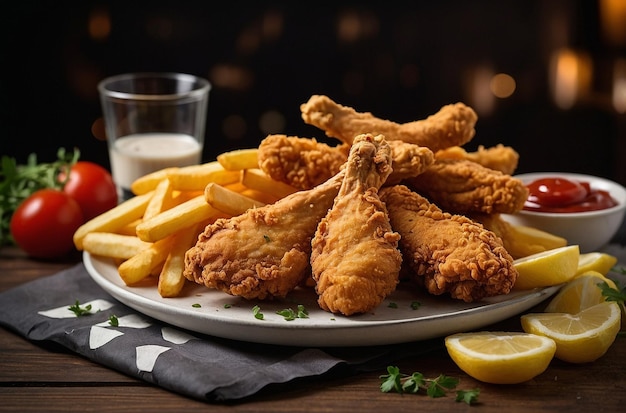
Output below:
[1,245,624,412]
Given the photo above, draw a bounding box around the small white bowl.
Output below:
[502,172,626,253]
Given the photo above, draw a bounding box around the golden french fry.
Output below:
[131,167,179,195]
[118,235,176,285]
[158,224,202,297]
[217,148,259,170]
[224,182,279,204]
[135,195,226,242]
[204,183,265,216]
[73,191,154,250]
[82,233,152,259]
[239,188,280,205]
[115,218,142,236]
[143,178,175,220]
[166,162,240,192]
[241,168,298,199]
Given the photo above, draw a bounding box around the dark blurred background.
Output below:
[1,1,625,185]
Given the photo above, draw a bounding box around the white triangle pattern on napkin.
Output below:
[38,299,115,319]
[37,300,200,373]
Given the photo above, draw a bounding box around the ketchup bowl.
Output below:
[503,172,626,253]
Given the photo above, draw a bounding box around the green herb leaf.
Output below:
[456,389,481,405]
[402,372,425,393]
[108,315,119,326]
[410,301,422,310]
[68,300,93,317]
[296,304,309,318]
[379,366,403,393]
[0,148,80,245]
[276,304,309,321]
[277,308,297,321]
[379,366,478,405]
[192,303,201,308]
[252,305,264,320]
[599,280,626,314]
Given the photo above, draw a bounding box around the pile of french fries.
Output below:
[73,148,298,298]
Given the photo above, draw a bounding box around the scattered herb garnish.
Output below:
[108,315,119,327]
[68,300,93,317]
[0,148,80,245]
[380,366,479,405]
[276,304,309,321]
[252,305,264,320]
[192,303,201,308]
[263,235,271,243]
[388,302,398,309]
[410,301,422,310]
[224,304,232,308]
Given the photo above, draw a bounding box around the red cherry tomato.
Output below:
[60,161,118,220]
[526,178,588,207]
[10,189,84,259]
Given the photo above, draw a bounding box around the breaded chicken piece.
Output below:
[379,185,517,302]
[183,171,344,300]
[257,134,350,190]
[435,144,520,175]
[258,134,434,190]
[386,140,436,185]
[300,95,477,152]
[404,159,529,215]
[311,134,402,315]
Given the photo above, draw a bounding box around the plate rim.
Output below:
[83,251,560,347]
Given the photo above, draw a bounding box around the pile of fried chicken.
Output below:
[184,95,546,316]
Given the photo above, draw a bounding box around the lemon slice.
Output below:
[444,332,556,384]
[513,245,580,290]
[521,301,621,363]
[576,252,618,276]
[544,272,617,314]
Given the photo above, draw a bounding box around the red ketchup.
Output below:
[523,177,618,213]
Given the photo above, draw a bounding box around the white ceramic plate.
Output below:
[84,252,560,347]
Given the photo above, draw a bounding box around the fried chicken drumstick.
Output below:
[300,95,478,152]
[380,185,517,302]
[435,144,520,175]
[404,158,529,215]
[311,134,402,315]
[183,170,344,300]
[257,134,434,190]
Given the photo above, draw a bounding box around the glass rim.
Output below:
[98,72,211,101]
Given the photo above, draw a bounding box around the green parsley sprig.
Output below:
[276,304,309,321]
[380,366,479,405]
[68,300,93,317]
[0,148,80,245]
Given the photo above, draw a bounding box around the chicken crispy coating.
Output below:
[435,144,520,175]
[257,134,350,190]
[183,171,344,300]
[300,94,477,152]
[404,158,529,215]
[311,134,402,315]
[258,134,434,190]
[380,185,517,302]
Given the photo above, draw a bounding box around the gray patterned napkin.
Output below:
[0,264,440,402]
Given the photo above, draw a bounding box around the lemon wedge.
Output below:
[444,332,556,384]
[544,272,617,314]
[513,245,580,290]
[521,301,621,363]
[576,252,618,276]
